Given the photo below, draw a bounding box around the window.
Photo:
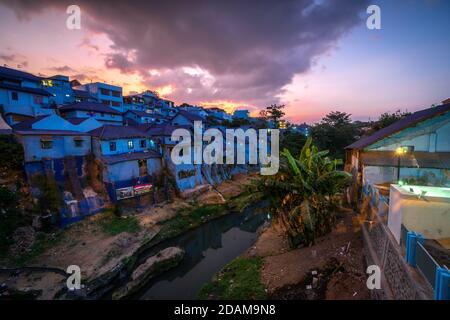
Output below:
[140,140,146,148]
[101,100,110,106]
[109,141,116,152]
[40,139,53,149]
[111,90,121,98]
[128,140,134,149]
[74,138,83,148]
[11,92,18,101]
[111,101,121,107]
[100,113,105,117]
[100,88,110,96]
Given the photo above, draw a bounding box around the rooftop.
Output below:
[346,103,450,150]
[0,65,42,82]
[89,124,148,140]
[59,102,122,115]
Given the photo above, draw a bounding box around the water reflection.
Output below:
[136,207,267,300]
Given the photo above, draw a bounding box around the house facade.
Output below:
[74,82,123,112]
[58,102,123,126]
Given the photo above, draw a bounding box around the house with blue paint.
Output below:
[145,124,204,192]
[73,82,123,112]
[0,66,55,125]
[171,110,203,127]
[41,75,74,105]
[89,125,162,201]
[124,109,163,124]
[58,102,123,126]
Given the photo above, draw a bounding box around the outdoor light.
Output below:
[395,146,413,182]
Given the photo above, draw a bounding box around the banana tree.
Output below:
[255,137,351,247]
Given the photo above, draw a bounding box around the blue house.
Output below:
[89,125,162,201]
[124,109,162,124]
[73,82,124,112]
[0,66,55,125]
[58,102,123,125]
[171,110,203,127]
[41,75,75,105]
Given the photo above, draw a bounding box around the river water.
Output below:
[135,206,269,300]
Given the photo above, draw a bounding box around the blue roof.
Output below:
[0,83,52,96]
[89,124,148,140]
[126,110,154,118]
[12,115,49,130]
[59,102,122,115]
[0,66,42,82]
[145,123,191,136]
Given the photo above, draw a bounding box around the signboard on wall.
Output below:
[116,184,153,200]
[133,184,152,196]
[116,187,134,200]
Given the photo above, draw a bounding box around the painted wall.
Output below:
[96,137,154,156]
[171,114,192,126]
[20,135,91,162]
[0,88,51,120]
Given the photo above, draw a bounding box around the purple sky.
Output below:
[0,0,449,123]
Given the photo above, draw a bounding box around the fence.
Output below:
[401,224,449,300]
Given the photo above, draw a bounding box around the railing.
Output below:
[401,224,449,300]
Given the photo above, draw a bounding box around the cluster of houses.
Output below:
[0,65,264,225]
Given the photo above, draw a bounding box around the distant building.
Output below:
[58,102,123,126]
[291,123,310,136]
[233,109,249,119]
[124,109,163,124]
[206,107,232,122]
[0,66,54,125]
[74,82,123,112]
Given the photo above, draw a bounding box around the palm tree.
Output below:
[255,137,351,247]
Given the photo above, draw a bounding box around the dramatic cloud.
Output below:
[47,65,76,73]
[1,0,369,107]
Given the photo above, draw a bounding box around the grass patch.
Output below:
[198,257,267,300]
[155,204,226,242]
[98,210,141,236]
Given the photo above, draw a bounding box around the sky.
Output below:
[0,0,449,123]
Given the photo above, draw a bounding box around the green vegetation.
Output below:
[254,137,351,248]
[198,257,266,300]
[99,210,141,236]
[155,204,226,242]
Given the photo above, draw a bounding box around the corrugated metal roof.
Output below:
[346,103,450,150]
[59,102,122,115]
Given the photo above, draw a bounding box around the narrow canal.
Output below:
[135,205,269,300]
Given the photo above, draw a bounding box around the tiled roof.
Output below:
[346,103,450,150]
[101,150,161,165]
[0,83,52,96]
[88,124,148,139]
[59,102,122,115]
[145,124,191,137]
[0,66,42,82]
